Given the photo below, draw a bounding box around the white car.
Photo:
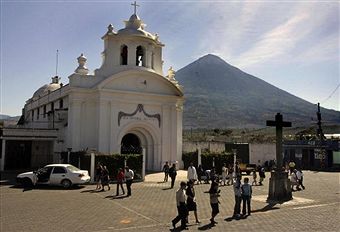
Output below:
[17,164,91,188]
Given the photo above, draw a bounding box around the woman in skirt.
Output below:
[186,180,200,224]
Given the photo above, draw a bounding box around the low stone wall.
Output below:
[182,141,225,153]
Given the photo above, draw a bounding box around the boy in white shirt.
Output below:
[172,181,188,230]
[241,177,252,216]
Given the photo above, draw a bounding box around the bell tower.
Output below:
[95,2,164,77]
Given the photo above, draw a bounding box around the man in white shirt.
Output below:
[295,169,302,191]
[172,181,188,229]
[187,162,198,183]
[125,166,134,196]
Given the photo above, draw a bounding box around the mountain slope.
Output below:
[175,54,340,128]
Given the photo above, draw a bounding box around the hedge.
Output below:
[61,152,142,180]
[95,154,142,180]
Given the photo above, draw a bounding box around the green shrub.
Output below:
[60,152,142,180]
[95,154,142,180]
[182,152,198,169]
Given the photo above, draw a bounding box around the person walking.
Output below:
[100,166,110,191]
[186,180,200,224]
[187,162,198,183]
[209,180,220,225]
[241,177,252,216]
[221,163,227,186]
[252,170,257,186]
[258,166,266,185]
[124,166,134,196]
[233,177,242,218]
[289,161,296,175]
[95,164,103,190]
[172,181,188,230]
[197,164,204,185]
[210,167,217,182]
[162,161,170,182]
[227,165,233,185]
[169,163,177,188]
[290,169,298,191]
[297,168,305,190]
[116,168,125,196]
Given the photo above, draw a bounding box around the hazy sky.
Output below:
[1,0,339,116]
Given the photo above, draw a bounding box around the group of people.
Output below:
[286,161,305,191]
[290,168,305,191]
[95,164,134,196]
[162,161,179,188]
[171,162,254,230]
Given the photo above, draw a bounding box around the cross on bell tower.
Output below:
[131,1,140,14]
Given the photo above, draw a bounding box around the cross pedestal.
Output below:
[266,113,292,201]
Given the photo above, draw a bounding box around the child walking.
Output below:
[116,168,125,196]
[241,177,252,216]
[233,177,242,218]
[209,180,220,225]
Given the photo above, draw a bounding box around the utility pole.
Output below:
[316,103,326,169]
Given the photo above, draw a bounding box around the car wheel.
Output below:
[61,179,72,189]
[22,178,33,187]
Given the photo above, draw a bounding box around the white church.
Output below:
[0,4,184,172]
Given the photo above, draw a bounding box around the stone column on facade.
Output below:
[68,99,82,150]
[176,103,183,167]
[1,139,6,171]
[161,105,170,169]
[145,48,152,68]
[90,152,95,183]
[197,146,202,166]
[98,100,110,153]
[128,45,136,66]
[142,148,146,180]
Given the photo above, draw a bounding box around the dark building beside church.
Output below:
[283,137,340,171]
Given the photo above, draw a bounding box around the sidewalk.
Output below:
[1,170,339,232]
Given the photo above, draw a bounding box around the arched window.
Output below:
[43,105,46,118]
[136,46,145,67]
[120,45,128,65]
[151,52,154,69]
[59,99,63,109]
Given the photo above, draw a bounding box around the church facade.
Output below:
[0,10,184,171]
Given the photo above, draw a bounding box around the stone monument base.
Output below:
[267,171,292,202]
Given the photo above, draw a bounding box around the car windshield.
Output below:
[66,165,80,172]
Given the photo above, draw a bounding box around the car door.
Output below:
[49,166,68,185]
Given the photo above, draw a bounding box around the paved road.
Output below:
[1,171,339,232]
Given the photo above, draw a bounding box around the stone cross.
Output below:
[266,113,292,170]
[131,1,140,14]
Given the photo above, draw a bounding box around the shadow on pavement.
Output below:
[10,185,85,191]
[107,195,130,200]
[225,214,249,222]
[197,222,215,230]
[162,187,173,190]
[251,203,280,213]
[80,188,109,193]
[169,227,190,232]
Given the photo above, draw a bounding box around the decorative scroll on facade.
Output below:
[118,104,161,127]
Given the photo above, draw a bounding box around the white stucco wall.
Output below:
[249,143,276,165]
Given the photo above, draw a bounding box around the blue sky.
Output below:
[1,0,339,116]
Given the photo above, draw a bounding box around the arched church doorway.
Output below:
[118,126,157,171]
[120,133,142,154]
